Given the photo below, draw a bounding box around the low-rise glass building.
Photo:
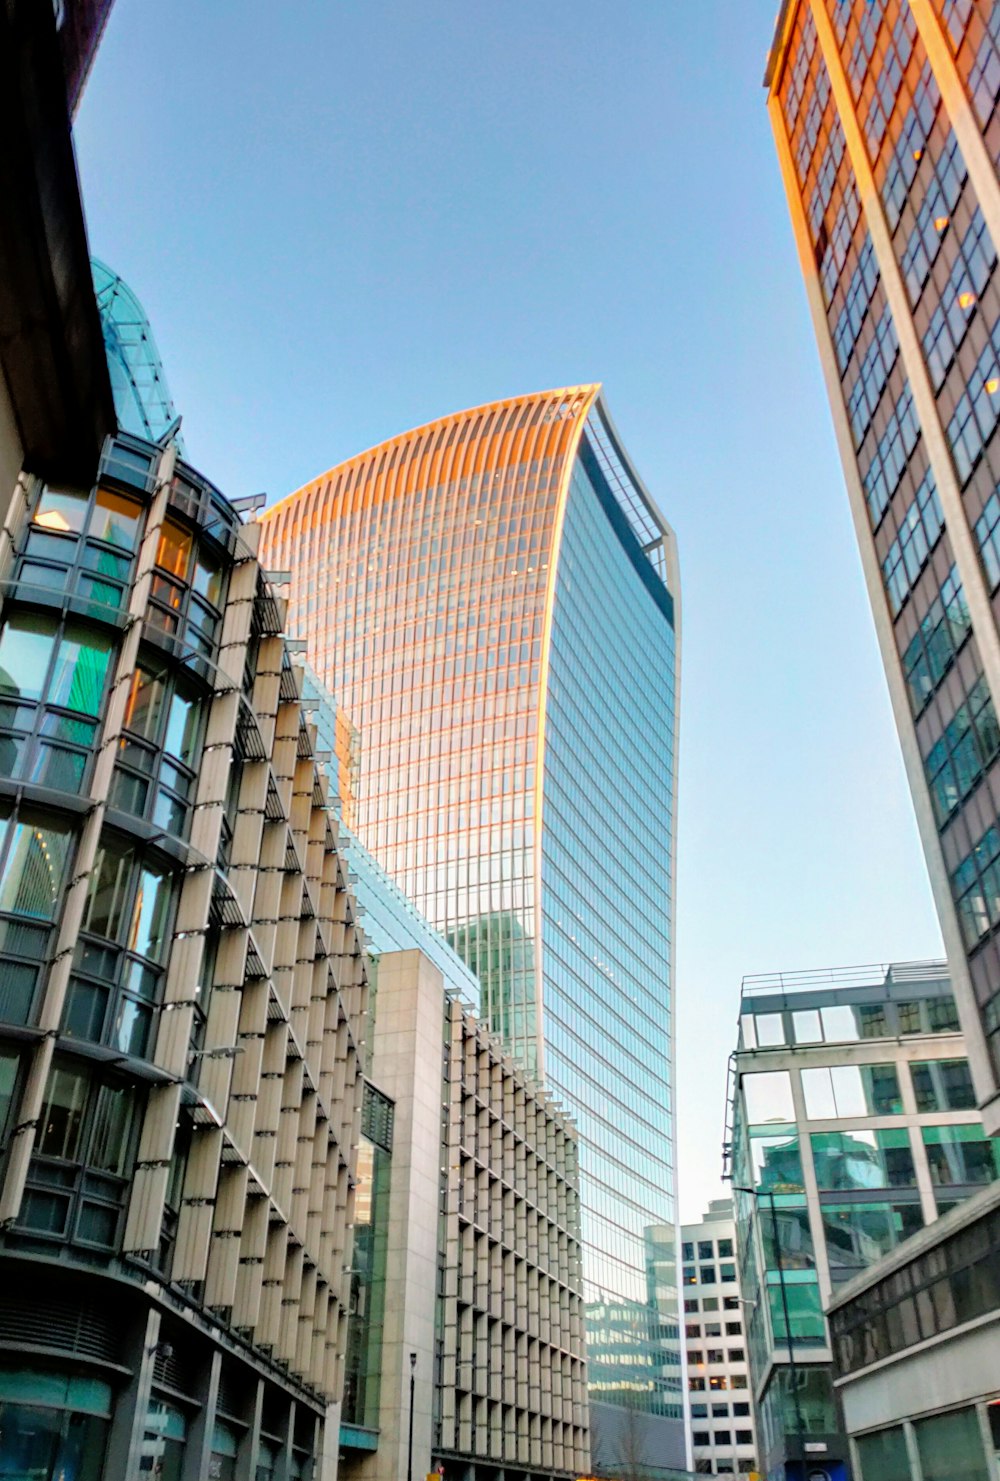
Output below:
[726,960,995,1481]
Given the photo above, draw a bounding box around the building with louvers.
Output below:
[765,0,1000,1137]
[0,427,367,1479]
[259,386,686,1471]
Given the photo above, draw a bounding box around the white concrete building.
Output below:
[681,1200,757,1476]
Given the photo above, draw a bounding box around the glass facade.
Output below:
[259,387,683,1451]
[729,962,981,1480]
[766,0,1000,1132]
[91,259,182,449]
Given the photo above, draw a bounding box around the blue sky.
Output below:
[74,0,944,1220]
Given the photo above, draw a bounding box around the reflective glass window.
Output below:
[751,1132,804,1192]
[767,1279,824,1344]
[811,1129,916,1189]
[855,1425,913,1481]
[923,1125,1000,1185]
[822,1202,924,1281]
[916,1406,990,1480]
[762,1204,815,1272]
[910,1058,976,1111]
[156,522,192,580]
[821,1004,863,1041]
[792,1009,822,1043]
[0,615,56,704]
[742,1071,794,1124]
[37,1063,88,1161]
[801,1063,902,1118]
[0,817,72,920]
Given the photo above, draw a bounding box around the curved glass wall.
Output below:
[259,386,682,1454]
[543,446,679,1416]
[91,259,183,449]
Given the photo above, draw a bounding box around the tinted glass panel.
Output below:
[742,1071,795,1124]
[916,1407,990,1480]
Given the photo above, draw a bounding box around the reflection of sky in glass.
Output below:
[261,388,681,1420]
[543,450,678,1411]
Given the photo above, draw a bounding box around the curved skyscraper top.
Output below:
[260,385,684,1465]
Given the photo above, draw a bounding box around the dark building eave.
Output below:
[0,0,115,485]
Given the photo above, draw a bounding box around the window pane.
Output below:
[916,1406,990,1481]
[0,1048,18,1140]
[193,554,223,607]
[163,689,199,767]
[754,1014,785,1046]
[0,614,56,704]
[923,1125,1000,1185]
[811,1130,916,1190]
[910,1059,976,1112]
[48,626,112,717]
[792,1009,822,1043]
[34,487,88,534]
[752,1132,804,1192]
[90,1084,133,1175]
[91,489,141,548]
[156,523,192,580]
[123,668,166,741]
[822,1202,924,1281]
[820,1004,862,1041]
[0,820,72,919]
[742,1071,794,1124]
[767,1279,824,1344]
[129,864,172,962]
[83,843,130,941]
[762,1204,815,1272]
[802,1063,902,1118]
[38,1064,88,1160]
[855,1425,913,1481]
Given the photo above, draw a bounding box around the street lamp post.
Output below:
[407,1351,417,1481]
[732,1184,806,1469]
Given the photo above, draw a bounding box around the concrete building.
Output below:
[260,386,685,1472]
[678,1200,757,1476]
[726,960,998,1481]
[826,1176,1000,1479]
[764,0,1000,1136]
[0,426,368,1478]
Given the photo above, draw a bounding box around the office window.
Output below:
[703,1297,719,1312]
[686,1324,700,1339]
[733,1403,750,1418]
[725,1322,742,1336]
[855,1425,914,1481]
[698,1240,714,1260]
[684,1266,697,1286]
[692,1431,710,1446]
[682,1242,694,1261]
[801,1062,902,1118]
[0,814,73,922]
[709,1376,728,1391]
[720,1263,737,1283]
[735,1429,753,1445]
[714,1429,732,1445]
[690,1404,708,1419]
[706,1350,724,1364]
[923,1125,1000,1186]
[910,1059,976,1112]
[718,1238,734,1258]
[700,1266,717,1285]
[711,1403,729,1419]
[705,1323,721,1338]
[916,1406,991,1481]
[811,1129,916,1190]
[729,1348,745,1363]
[742,1070,794,1123]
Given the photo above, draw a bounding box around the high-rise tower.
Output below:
[260,386,686,1469]
[767,0,1000,1136]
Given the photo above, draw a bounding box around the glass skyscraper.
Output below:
[765,0,1000,1138]
[260,386,686,1470]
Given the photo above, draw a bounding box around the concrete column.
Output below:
[104,1303,160,1480]
[368,948,444,1481]
[180,1346,221,1481]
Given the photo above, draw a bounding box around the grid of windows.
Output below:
[881,468,944,612]
[922,673,1000,823]
[901,566,970,712]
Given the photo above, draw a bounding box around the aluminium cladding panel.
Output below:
[766,0,1000,1132]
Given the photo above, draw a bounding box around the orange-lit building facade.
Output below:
[260,387,688,1471]
[766,0,1000,1141]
